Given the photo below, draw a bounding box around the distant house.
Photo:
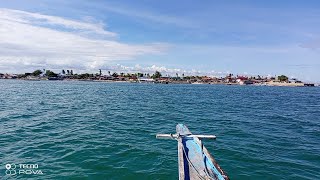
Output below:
[116,76,126,81]
[239,80,253,85]
[236,76,248,84]
[1,74,17,79]
[211,77,219,83]
[100,75,114,80]
[201,77,212,83]
[289,78,302,83]
[129,76,137,81]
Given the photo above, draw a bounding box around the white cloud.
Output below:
[0,8,117,37]
[0,8,169,73]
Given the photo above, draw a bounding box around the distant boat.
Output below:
[25,77,40,81]
[192,81,204,84]
[48,77,63,80]
[137,77,154,83]
[157,124,229,180]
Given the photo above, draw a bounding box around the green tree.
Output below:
[70,70,73,75]
[67,70,70,75]
[62,69,65,74]
[278,75,288,82]
[99,69,102,76]
[46,70,58,77]
[79,73,90,79]
[152,71,162,79]
[137,73,143,77]
[32,69,42,76]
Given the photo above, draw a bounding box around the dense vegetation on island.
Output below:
[1,68,314,87]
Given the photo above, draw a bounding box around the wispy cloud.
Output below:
[0,8,117,37]
[300,37,320,50]
[0,8,170,72]
[90,3,196,29]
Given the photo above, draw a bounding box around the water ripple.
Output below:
[1,80,320,179]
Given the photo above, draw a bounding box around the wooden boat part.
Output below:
[156,124,229,180]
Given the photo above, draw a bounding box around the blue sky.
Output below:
[0,0,320,81]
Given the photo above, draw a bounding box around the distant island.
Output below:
[0,69,316,87]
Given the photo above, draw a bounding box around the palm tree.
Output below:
[152,71,162,79]
[112,72,118,77]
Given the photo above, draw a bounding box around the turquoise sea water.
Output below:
[1,80,320,179]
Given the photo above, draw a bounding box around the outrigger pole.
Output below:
[156,133,217,140]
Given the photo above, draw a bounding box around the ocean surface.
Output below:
[1,79,320,180]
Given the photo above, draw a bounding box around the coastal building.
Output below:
[99,75,114,80]
[236,76,248,83]
[239,80,254,85]
[288,78,302,83]
[158,77,170,84]
[0,74,17,79]
[236,76,253,85]
[304,83,315,87]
